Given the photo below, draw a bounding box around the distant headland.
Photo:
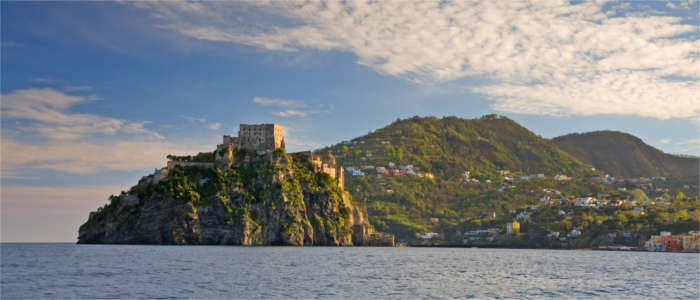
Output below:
[78,123,394,246]
[79,116,699,252]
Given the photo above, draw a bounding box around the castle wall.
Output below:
[153,168,169,183]
[159,124,343,189]
[215,143,236,169]
[167,160,215,170]
[306,152,344,189]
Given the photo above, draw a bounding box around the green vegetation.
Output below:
[79,148,361,245]
[485,193,700,249]
[553,131,699,179]
[319,116,698,244]
[319,116,602,240]
[81,115,698,248]
[166,152,215,163]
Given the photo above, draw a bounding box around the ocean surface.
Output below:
[1,244,699,299]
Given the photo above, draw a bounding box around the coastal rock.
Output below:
[78,150,374,246]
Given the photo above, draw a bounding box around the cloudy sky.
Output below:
[2,0,698,242]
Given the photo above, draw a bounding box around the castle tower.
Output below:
[238,123,284,152]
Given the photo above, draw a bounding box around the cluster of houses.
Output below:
[494,173,571,193]
[344,162,435,179]
[532,193,651,211]
[499,171,571,183]
[594,174,696,192]
[453,220,580,245]
[418,232,440,240]
[644,231,700,252]
[462,171,492,184]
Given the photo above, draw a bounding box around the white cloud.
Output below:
[668,0,698,9]
[659,138,671,144]
[672,138,700,154]
[128,1,700,120]
[182,115,207,123]
[1,88,204,175]
[253,96,306,108]
[0,139,193,174]
[208,122,222,130]
[272,110,307,118]
[254,96,317,118]
[1,88,163,140]
[31,77,59,83]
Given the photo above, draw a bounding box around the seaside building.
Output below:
[645,231,700,252]
[507,220,520,234]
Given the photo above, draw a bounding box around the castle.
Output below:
[219,123,285,153]
[152,123,344,188]
[215,123,285,166]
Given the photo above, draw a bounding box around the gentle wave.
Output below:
[1,244,699,299]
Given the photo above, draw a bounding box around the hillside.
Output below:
[552,131,699,179]
[78,150,372,245]
[317,115,606,240]
[322,115,597,179]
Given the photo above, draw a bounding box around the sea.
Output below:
[1,244,699,299]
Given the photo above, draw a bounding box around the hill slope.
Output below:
[322,115,597,179]
[552,131,699,179]
[317,115,605,240]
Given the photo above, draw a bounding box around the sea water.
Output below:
[2,243,699,299]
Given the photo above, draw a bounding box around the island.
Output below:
[78,123,394,246]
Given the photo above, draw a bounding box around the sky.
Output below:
[1,0,699,242]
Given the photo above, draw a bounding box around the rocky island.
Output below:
[78,124,392,246]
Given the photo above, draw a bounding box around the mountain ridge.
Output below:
[552,130,698,179]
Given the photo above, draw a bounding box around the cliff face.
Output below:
[78,150,372,246]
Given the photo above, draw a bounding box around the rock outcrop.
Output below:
[78,150,374,246]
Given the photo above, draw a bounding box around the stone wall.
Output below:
[215,142,236,169]
[166,160,215,170]
[368,232,395,247]
[310,152,344,189]
[153,168,169,183]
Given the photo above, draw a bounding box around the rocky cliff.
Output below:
[78,149,373,246]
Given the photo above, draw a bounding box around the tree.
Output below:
[632,188,648,203]
[674,191,687,202]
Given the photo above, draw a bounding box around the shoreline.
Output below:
[35,242,698,253]
[406,244,700,253]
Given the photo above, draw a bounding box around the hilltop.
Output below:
[321,115,597,179]
[552,131,699,179]
[317,115,605,240]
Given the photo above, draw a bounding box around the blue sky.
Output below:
[2,1,699,242]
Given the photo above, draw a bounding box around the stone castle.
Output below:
[153,123,344,188]
[219,123,285,153]
[215,123,285,166]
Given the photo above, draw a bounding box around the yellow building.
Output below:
[681,233,700,252]
[507,220,520,234]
